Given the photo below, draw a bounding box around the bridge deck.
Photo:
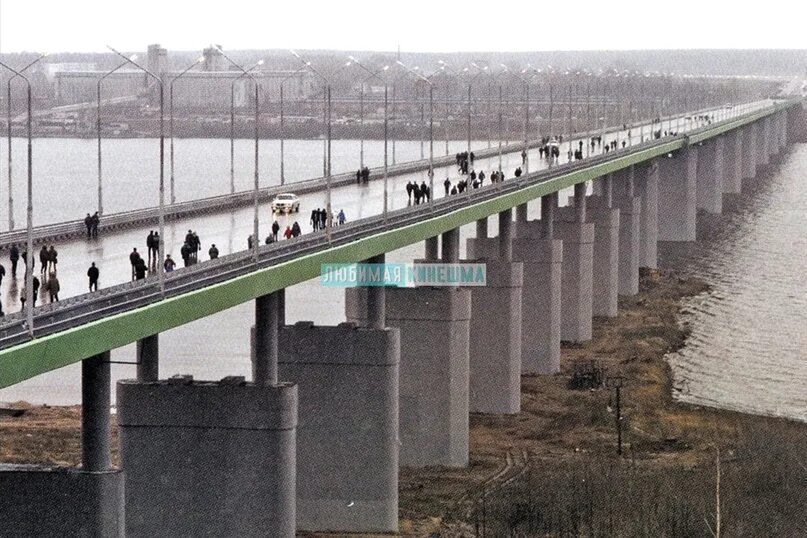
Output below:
[0,99,793,388]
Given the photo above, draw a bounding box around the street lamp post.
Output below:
[219,49,262,261]
[291,51,335,235]
[97,59,130,217]
[348,57,390,174]
[230,59,264,195]
[279,67,306,186]
[0,60,35,335]
[397,61,434,207]
[438,61,461,157]
[108,47,167,292]
[169,55,204,205]
[501,65,530,175]
[6,53,46,232]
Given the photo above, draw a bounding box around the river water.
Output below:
[1,133,805,425]
[661,143,807,422]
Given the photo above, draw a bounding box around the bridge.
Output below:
[0,96,803,536]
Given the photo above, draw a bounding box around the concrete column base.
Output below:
[723,130,743,194]
[742,126,757,181]
[118,378,298,538]
[658,149,697,241]
[464,257,523,414]
[278,322,399,533]
[614,196,641,296]
[554,208,594,343]
[696,138,724,214]
[637,161,659,268]
[346,287,471,467]
[586,197,620,317]
[0,465,124,537]
[512,226,563,374]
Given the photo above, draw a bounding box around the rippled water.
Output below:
[662,143,807,422]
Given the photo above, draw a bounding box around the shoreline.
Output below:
[2,268,805,535]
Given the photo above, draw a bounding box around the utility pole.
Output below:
[607,375,625,455]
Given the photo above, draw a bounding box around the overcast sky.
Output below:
[1,0,806,54]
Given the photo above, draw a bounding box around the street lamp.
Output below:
[6,53,46,231]
[500,64,530,175]
[279,65,312,186]
[437,60,460,156]
[218,48,262,262]
[348,57,389,173]
[97,57,132,217]
[0,59,35,335]
[169,55,204,205]
[397,60,434,207]
[230,59,264,195]
[108,46,167,294]
[291,51,335,234]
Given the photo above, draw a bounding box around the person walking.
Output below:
[291,221,302,238]
[271,220,280,241]
[180,242,191,267]
[163,255,176,273]
[209,244,219,260]
[134,258,147,280]
[337,209,346,225]
[283,226,292,240]
[444,178,451,196]
[47,272,60,302]
[84,213,93,238]
[129,248,141,280]
[39,246,49,275]
[146,231,155,265]
[91,212,100,238]
[47,245,57,273]
[87,262,99,292]
[9,245,19,278]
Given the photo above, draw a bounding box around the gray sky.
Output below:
[1,0,806,53]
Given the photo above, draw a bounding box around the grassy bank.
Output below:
[2,269,805,536]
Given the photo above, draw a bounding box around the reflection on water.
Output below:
[662,144,807,422]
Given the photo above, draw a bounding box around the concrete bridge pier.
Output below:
[554,183,595,342]
[696,138,724,214]
[583,175,620,317]
[277,321,398,533]
[612,167,642,296]
[636,160,659,268]
[658,147,698,241]
[511,194,563,374]
[136,334,159,381]
[742,126,758,182]
[723,130,743,195]
[464,210,524,414]
[757,119,770,168]
[0,351,125,537]
[118,375,298,538]
[347,227,471,467]
[424,235,439,260]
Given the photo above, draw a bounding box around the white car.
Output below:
[270,193,300,214]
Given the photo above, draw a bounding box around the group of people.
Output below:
[83,212,101,238]
[455,151,475,175]
[0,243,67,314]
[406,181,431,205]
[310,208,347,231]
[180,230,202,268]
[355,167,371,184]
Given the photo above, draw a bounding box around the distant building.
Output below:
[53,44,314,109]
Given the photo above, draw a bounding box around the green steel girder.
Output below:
[0,100,800,388]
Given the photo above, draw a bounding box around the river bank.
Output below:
[2,268,805,536]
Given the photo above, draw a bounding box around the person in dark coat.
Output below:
[271,220,280,240]
[39,246,49,275]
[134,258,147,280]
[443,178,451,196]
[90,212,100,238]
[87,262,99,292]
[291,221,302,237]
[47,245,57,273]
[9,245,19,277]
[84,214,93,238]
[180,242,191,267]
[420,182,428,203]
[209,244,219,260]
[146,231,155,265]
[129,248,141,280]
